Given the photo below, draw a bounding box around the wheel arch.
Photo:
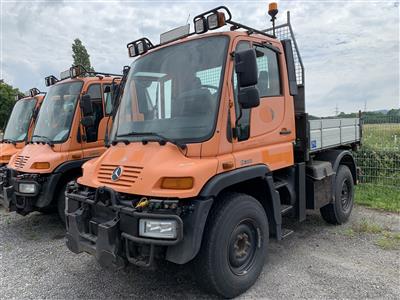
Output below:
[315,150,357,184]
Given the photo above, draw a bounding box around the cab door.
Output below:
[81,83,108,159]
[231,37,295,171]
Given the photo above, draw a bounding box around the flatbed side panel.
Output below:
[309,118,360,152]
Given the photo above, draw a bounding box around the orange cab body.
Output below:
[3,75,120,219]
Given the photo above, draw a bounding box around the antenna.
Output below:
[186,13,191,24]
[335,104,339,116]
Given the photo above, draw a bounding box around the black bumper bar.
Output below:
[65,187,213,267]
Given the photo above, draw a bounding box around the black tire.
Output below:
[193,192,269,298]
[57,183,68,225]
[320,165,354,225]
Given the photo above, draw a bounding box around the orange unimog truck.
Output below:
[65,5,361,298]
[2,66,121,222]
[0,88,45,166]
[0,88,45,199]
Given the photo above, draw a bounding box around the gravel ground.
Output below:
[0,205,399,299]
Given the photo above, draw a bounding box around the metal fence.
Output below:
[355,115,400,189]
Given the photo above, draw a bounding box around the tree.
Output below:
[0,81,20,130]
[71,38,94,72]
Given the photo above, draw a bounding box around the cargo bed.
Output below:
[309,118,361,152]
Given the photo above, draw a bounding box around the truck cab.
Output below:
[2,66,121,222]
[0,89,45,203]
[0,89,45,166]
[65,5,360,298]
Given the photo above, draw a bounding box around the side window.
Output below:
[85,84,104,142]
[233,41,251,141]
[103,84,113,115]
[254,45,281,97]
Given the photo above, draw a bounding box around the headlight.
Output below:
[139,219,177,239]
[19,183,36,194]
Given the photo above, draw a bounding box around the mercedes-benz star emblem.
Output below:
[111,166,123,181]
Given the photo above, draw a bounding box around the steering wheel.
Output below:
[201,84,218,92]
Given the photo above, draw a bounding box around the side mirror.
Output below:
[80,94,93,116]
[235,49,260,109]
[238,87,260,109]
[235,49,258,88]
[81,116,95,128]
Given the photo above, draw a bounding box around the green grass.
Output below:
[355,184,400,213]
[362,123,400,151]
[375,232,400,250]
[339,218,400,251]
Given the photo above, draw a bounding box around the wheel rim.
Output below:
[228,219,259,276]
[340,178,352,212]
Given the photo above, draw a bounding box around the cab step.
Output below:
[274,180,288,189]
[281,204,293,215]
[281,228,294,239]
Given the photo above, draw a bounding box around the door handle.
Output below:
[280,129,292,135]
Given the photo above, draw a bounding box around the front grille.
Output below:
[14,155,30,169]
[97,164,143,188]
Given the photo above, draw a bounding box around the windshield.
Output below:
[32,81,82,143]
[3,98,37,142]
[112,36,229,143]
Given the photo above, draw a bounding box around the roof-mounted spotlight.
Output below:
[29,88,41,97]
[193,6,232,35]
[194,17,207,34]
[70,65,86,78]
[207,11,226,30]
[45,75,59,87]
[127,38,153,58]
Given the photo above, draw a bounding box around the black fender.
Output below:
[199,164,270,198]
[53,158,90,174]
[36,159,89,208]
[315,150,357,184]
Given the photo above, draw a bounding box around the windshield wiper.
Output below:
[116,131,186,150]
[0,138,16,145]
[32,135,54,146]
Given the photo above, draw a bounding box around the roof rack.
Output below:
[127,6,276,58]
[46,65,122,87]
[264,11,304,86]
[15,88,46,101]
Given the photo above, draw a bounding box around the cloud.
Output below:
[1,0,399,116]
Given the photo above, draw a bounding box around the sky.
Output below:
[1,0,399,116]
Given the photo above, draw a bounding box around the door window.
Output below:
[85,84,104,142]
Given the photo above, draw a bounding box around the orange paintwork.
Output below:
[7,76,118,174]
[0,94,44,165]
[78,31,296,199]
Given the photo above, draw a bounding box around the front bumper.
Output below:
[65,185,213,268]
[3,172,62,215]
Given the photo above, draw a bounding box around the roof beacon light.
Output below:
[268,2,278,36]
[207,11,226,30]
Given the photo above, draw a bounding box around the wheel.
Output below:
[193,192,269,298]
[57,182,68,225]
[320,165,354,225]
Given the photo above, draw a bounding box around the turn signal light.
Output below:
[31,162,50,169]
[0,155,12,161]
[161,177,194,190]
